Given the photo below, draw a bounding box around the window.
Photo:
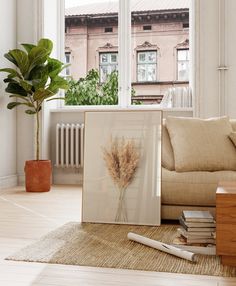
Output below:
[137,51,157,82]
[65,52,71,76]
[143,25,152,31]
[99,52,118,83]
[104,27,113,33]
[183,23,189,29]
[64,0,191,107]
[177,49,189,81]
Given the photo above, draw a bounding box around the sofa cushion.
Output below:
[162,120,175,171]
[161,167,236,206]
[165,116,236,172]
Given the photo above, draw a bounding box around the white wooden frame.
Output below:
[57,0,194,111]
[82,111,162,225]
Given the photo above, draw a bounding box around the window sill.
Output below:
[50,106,193,113]
[132,81,189,85]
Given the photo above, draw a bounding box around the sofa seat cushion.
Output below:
[161,167,236,206]
[166,116,236,172]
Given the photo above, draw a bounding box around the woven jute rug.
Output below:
[6,222,236,277]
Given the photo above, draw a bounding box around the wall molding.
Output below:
[0,175,18,189]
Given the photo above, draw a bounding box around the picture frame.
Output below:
[82,110,162,225]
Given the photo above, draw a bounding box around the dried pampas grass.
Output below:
[102,137,140,190]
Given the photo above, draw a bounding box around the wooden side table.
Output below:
[216,181,236,266]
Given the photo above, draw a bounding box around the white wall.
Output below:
[0,0,18,188]
[195,0,236,119]
[16,0,37,184]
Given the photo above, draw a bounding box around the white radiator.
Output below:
[55,123,84,168]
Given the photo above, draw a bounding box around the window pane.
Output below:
[99,52,118,82]
[137,51,156,82]
[100,65,109,82]
[131,1,190,105]
[148,52,156,63]
[137,65,146,82]
[111,54,117,63]
[178,50,188,61]
[65,0,118,106]
[178,61,189,81]
[101,54,108,63]
[147,64,156,81]
[138,52,146,63]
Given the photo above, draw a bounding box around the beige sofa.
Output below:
[161,119,236,220]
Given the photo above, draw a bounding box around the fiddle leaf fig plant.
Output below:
[0,38,68,161]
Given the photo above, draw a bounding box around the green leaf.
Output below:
[28,47,50,72]
[7,101,34,110]
[28,65,49,90]
[4,78,18,84]
[21,43,36,53]
[20,80,32,92]
[47,97,65,102]
[9,94,31,102]
[7,102,22,109]
[0,68,21,79]
[49,76,68,93]
[8,49,29,75]
[4,53,17,66]
[33,88,53,101]
[6,83,28,96]
[25,109,36,115]
[47,58,63,78]
[38,39,53,54]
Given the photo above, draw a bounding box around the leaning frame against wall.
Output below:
[82,111,162,225]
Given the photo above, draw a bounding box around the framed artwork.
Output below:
[82,111,162,226]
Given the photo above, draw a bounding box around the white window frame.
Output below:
[177,48,190,81]
[57,0,194,111]
[137,50,157,82]
[99,52,118,83]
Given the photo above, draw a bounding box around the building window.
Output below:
[143,25,152,31]
[105,27,113,33]
[177,49,189,81]
[183,23,189,29]
[99,52,118,82]
[65,52,71,76]
[137,51,157,82]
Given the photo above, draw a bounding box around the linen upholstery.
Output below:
[165,116,236,172]
[161,167,236,206]
[229,132,236,147]
[162,120,175,171]
[230,119,236,131]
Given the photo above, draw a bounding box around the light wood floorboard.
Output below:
[0,185,235,285]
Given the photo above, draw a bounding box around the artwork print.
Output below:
[83,111,162,225]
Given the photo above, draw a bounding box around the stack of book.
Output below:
[178,210,216,244]
[172,210,216,255]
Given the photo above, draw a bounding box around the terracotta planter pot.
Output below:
[25,160,52,192]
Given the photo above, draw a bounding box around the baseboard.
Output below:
[0,174,18,189]
[53,168,83,185]
[18,174,25,186]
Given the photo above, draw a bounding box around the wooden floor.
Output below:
[0,186,235,286]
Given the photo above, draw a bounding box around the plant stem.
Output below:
[36,111,40,161]
[115,187,127,222]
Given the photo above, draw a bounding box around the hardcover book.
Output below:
[183,210,214,222]
[179,216,216,230]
